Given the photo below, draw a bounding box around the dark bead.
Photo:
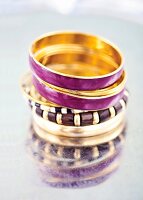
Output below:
[98,143,109,157]
[67,161,75,166]
[67,109,72,113]
[50,144,58,155]
[123,95,128,104]
[55,107,61,113]
[98,109,110,122]
[80,147,92,160]
[63,147,75,159]
[62,113,74,126]
[35,102,40,107]
[36,107,43,116]
[28,100,32,108]
[113,136,121,148]
[38,140,46,149]
[28,99,31,104]
[114,102,122,114]
[29,104,32,109]
[80,112,93,126]
[48,112,56,122]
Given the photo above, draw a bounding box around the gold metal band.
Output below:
[32,117,125,147]
[30,31,123,79]
[32,110,125,138]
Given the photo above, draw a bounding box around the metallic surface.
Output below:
[32,110,125,137]
[32,117,125,146]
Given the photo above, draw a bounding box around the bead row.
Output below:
[29,92,128,127]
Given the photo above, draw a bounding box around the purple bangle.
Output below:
[33,75,125,110]
[29,32,123,91]
[30,56,123,91]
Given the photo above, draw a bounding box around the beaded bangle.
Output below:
[29,91,128,127]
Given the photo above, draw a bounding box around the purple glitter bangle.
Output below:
[33,75,125,110]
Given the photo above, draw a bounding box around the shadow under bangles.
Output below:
[20,31,129,188]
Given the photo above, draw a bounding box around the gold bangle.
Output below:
[32,118,125,147]
[32,110,125,138]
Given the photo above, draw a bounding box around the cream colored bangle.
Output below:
[32,109,125,138]
[32,119,125,147]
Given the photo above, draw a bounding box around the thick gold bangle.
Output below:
[32,117,125,147]
[32,110,125,138]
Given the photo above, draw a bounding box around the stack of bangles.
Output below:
[21,32,129,188]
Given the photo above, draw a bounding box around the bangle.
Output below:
[29,123,125,164]
[20,72,128,113]
[40,159,119,187]
[31,93,128,127]
[33,74,125,110]
[29,31,123,91]
[20,72,59,107]
[32,115,125,145]
[33,70,126,97]
[32,110,125,138]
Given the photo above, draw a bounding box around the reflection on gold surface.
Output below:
[26,119,127,188]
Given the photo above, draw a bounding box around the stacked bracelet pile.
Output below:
[21,31,129,188]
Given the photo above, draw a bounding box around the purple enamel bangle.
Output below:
[33,75,125,110]
[30,56,123,91]
[29,32,123,91]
